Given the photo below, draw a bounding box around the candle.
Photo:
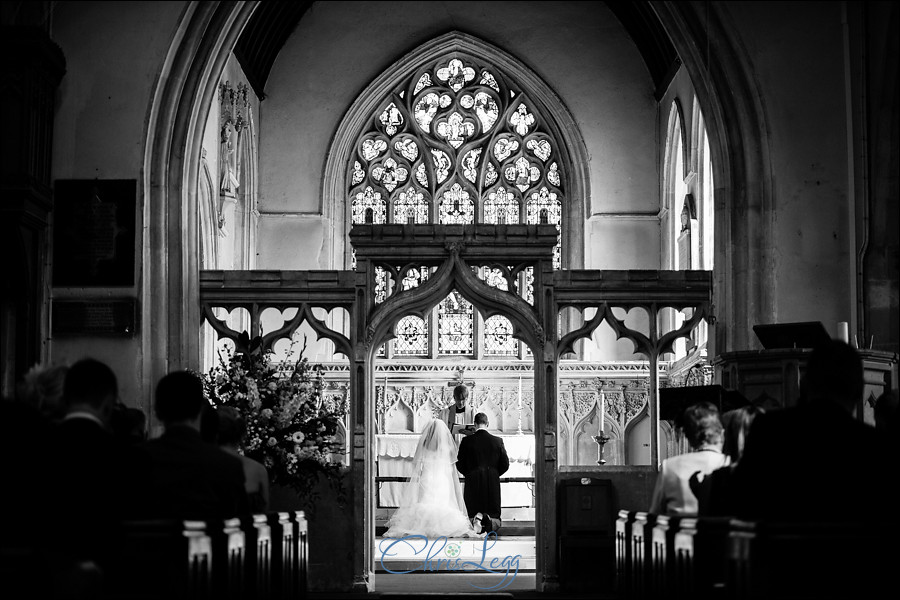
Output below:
[599,390,605,432]
[837,322,849,343]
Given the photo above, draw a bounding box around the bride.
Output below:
[383,418,479,538]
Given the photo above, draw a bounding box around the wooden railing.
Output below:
[616,510,892,599]
[102,511,308,600]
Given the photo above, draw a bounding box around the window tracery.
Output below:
[348,52,569,358]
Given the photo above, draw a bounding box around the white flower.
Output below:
[261,408,273,419]
[267,437,277,447]
[292,431,305,443]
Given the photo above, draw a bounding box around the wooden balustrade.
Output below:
[617,512,894,600]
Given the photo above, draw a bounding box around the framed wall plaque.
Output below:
[52,179,136,287]
[52,299,138,336]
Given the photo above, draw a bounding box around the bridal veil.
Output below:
[383,418,476,538]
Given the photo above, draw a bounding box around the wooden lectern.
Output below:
[711,322,898,425]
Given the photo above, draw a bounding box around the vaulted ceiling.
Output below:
[234,1,679,101]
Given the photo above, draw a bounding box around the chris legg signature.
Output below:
[378,533,522,590]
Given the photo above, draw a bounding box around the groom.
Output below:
[456,412,510,534]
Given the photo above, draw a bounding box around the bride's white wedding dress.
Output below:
[383,418,478,539]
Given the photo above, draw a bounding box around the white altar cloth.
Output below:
[376,433,534,509]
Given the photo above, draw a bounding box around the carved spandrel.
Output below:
[573,391,596,419]
[624,389,648,422]
[605,391,626,425]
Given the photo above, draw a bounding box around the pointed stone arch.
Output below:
[154,2,767,593]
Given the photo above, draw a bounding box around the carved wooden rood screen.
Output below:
[198,223,711,592]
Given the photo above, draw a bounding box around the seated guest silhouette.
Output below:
[692,404,764,515]
[728,341,889,596]
[50,358,147,597]
[730,340,884,522]
[20,362,69,423]
[142,371,249,519]
[650,401,730,515]
[456,412,509,534]
[110,402,147,445]
[217,406,270,513]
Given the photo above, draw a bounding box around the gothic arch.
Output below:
[142,1,257,393]
[324,31,590,272]
[148,2,773,593]
[198,156,218,269]
[364,249,544,359]
[662,100,688,270]
[652,2,775,352]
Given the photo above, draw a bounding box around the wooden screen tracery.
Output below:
[198,224,712,592]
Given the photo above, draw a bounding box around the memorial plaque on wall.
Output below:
[52,299,138,336]
[52,179,136,286]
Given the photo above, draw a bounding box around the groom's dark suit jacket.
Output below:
[456,429,509,518]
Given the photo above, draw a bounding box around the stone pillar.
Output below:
[0,24,65,396]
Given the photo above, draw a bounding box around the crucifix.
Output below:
[446,366,475,390]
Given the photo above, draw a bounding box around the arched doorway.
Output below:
[352,224,558,592]
[148,2,768,591]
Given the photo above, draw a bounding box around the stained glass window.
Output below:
[351,186,386,225]
[438,291,473,355]
[439,183,475,224]
[525,187,562,268]
[348,53,566,249]
[484,316,517,356]
[394,316,428,356]
[348,53,568,358]
[393,187,429,224]
[399,266,430,291]
[483,186,519,224]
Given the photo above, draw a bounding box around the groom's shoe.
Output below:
[473,513,484,534]
[480,513,492,534]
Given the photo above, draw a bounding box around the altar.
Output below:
[376,433,535,508]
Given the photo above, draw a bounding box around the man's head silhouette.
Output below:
[800,340,863,412]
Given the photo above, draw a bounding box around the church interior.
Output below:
[2,1,898,597]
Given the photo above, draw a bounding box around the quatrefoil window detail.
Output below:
[371,158,409,192]
[436,58,476,92]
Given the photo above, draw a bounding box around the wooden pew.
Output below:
[620,514,891,600]
[673,516,754,600]
[615,510,637,598]
[630,511,657,600]
[110,519,213,600]
[210,517,246,600]
[240,514,272,600]
[725,519,755,600]
[650,514,683,598]
[293,511,309,599]
[736,520,888,599]
[267,511,298,600]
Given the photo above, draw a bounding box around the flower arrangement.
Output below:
[202,333,348,510]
